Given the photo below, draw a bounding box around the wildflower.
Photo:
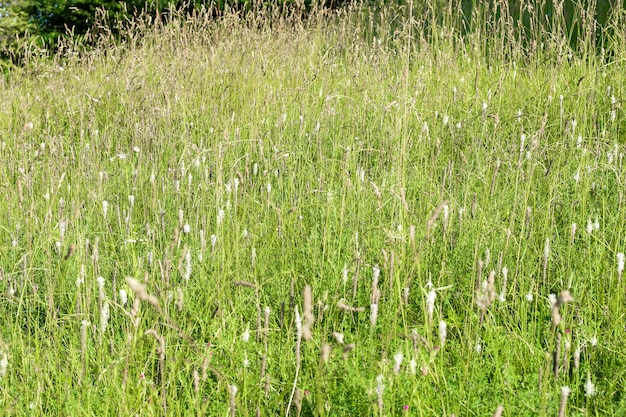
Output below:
[549,293,557,309]
[393,351,403,374]
[426,290,436,322]
[590,336,597,346]
[372,264,380,284]
[585,377,596,397]
[375,375,384,411]
[133,146,140,153]
[242,325,250,343]
[558,386,571,417]
[0,350,7,377]
[229,385,238,417]
[303,285,314,341]
[119,289,128,306]
[100,300,110,333]
[321,344,331,363]
[370,303,379,327]
[59,221,66,240]
[573,348,581,369]
[332,332,344,344]
[586,218,594,234]
[439,320,447,347]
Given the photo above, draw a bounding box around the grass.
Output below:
[1,1,626,415]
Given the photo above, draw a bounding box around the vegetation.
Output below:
[1,1,626,415]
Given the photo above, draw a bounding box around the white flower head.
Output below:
[100,300,110,333]
[370,303,378,327]
[242,325,250,343]
[548,293,557,309]
[119,289,128,306]
[375,374,384,396]
[393,351,404,374]
[0,351,8,377]
[584,378,596,397]
[426,290,436,320]
[439,320,447,346]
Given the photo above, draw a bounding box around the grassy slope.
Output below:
[0,3,626,416]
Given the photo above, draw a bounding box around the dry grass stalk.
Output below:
[551,291,574,329]
[145,329,167,414]
[558,386,571,417]
[229,385,238,417]
[337,300,365,313]
[126,276,159,306]
[476,270,496,325]
[426,201,449,236]
[342,344,355,360]
[232,280,255,288]
[302,285,314,341]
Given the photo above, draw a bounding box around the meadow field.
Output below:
[0,1,625,415]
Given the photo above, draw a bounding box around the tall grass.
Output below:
[1,1,626,415]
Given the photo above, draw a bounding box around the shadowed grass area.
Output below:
[0,1,626,415]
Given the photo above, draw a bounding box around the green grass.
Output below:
[1,2,626,415]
